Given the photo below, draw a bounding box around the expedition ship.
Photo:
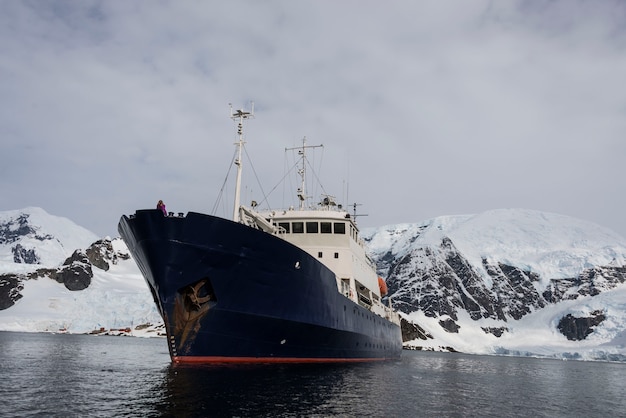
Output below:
[118,105,402,363]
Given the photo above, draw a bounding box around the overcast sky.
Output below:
[2,0,625,238]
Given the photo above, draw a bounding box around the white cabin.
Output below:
[239,199,397,323]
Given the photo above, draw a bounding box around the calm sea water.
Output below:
[0,332,624,417]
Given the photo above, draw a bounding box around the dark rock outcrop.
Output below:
[557,310,606,341]
[86,239,114,271]
[401,317,433,342]
[12,243,41,264]
[439,317,460,333]
[543,266,626,303]
[53,250,93,291]
[482,326,508,337]
[0,274,24,310]
[85,238,130,271]
[484,260,546,320]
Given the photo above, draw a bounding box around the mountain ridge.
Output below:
[1,207,625,361]
[362,208,626,360]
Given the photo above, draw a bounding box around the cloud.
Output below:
[1,0,625,238]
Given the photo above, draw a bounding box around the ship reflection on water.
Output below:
[155,350,626,417]
[157,361,397,417]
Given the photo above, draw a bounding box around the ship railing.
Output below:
[371,299,401,325]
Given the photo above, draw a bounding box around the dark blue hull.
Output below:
[118,209,402,363]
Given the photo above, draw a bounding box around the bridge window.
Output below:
[334,222,346,234]
[278,222,290,233]
[306,222,318,233]
[292,222,304,233]
[318,252,323,258]
[321,222,332,234]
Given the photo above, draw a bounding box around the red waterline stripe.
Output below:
[172,356,393,364]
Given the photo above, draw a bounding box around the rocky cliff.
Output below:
[364,209,626,347]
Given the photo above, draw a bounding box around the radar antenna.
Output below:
[352,202,368,222]
[229,102,254,221]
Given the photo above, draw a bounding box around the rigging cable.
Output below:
[242,144,271,211]
[211,148,237,216]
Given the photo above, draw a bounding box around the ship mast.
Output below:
[286,137,323,210]
[230,103,254,221]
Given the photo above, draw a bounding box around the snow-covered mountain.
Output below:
[363,209,626,361]
[1,207,626,361]
[0,207,161,334]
